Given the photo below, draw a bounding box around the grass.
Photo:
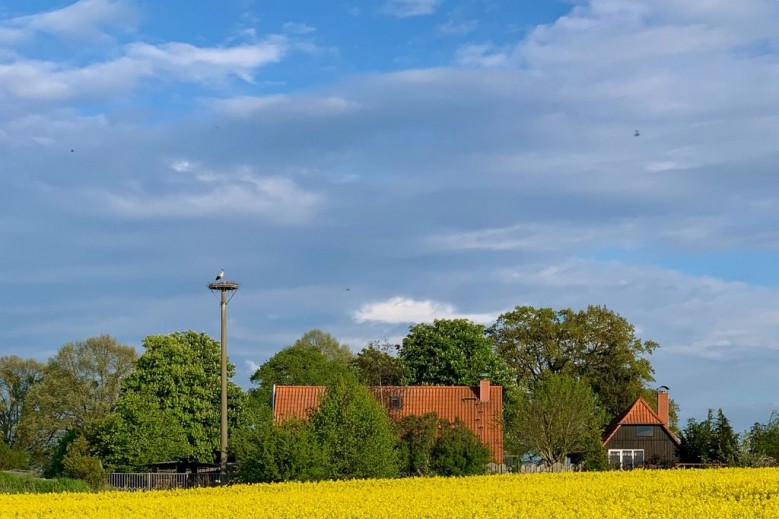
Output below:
[0,471,91,494]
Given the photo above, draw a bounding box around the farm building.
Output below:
[273,379,503,461]
[603,389,681,469]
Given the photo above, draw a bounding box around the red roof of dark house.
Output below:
[273,381,503,461]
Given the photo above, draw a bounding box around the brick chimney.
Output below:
[657,388,669,427]
[479,378,490,403]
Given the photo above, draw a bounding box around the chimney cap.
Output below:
[479,372,490,379]
[657,385,669,392]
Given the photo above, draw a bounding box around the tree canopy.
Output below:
[680,409,739,465]
[489,305,657,417]
[310,379,400,480]
[505,374,605,467]
[93,331,244,469]
[17,335,136,462]
[399,319,509,387]
[0,356,44,447]
[353,342,409,386]
[291,330,354,366]
[249,343,356,408]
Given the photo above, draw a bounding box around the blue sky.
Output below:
[2,0,779,432]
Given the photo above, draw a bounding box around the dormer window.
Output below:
[389,395,404,410]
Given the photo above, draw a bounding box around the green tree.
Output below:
[680,409,739,464]
[506,374,605,467]
[0,440,29,470]
[430,419,492,476]
[745,411,779,465]
[250,344,356,407]
[310,379,400,480]
[0,356,44,447]
[400,319,509,386]
[292,330,354,366]
[236,419,327,483]
[353,342,409,386]
[397,413,439,476]
[62,435,105,489]
[489,305,657,417]
[97,331,244,468]
[88,393,191,472]
[17,336,136,464]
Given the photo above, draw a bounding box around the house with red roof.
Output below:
[272,379,504,462]
[603,389,681,469]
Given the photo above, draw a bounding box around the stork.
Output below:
[215,269,224,281]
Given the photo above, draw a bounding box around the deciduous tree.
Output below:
[310,379,400,480]
[489,305,657,417]
[292,330,354,366]
[0,356,44,447]
[95,331,244,468]
[400,319,509,387]
[17,336,136,463]
[506,374,605,467]
[353,341,409,386]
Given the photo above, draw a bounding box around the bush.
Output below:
[62,436,105,489]
[430,419,491,476]
[0,441,30,470]
[397,413,439,477]
[311,380,400,480]
[237,419,327,483]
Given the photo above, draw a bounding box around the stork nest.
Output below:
[207,281,240,290]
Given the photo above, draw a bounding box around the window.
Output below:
[636,425,653,437]
[608,449,645,470]
[389,395,404,410]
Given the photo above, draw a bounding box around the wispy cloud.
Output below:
[0,38,288,102]
[437,19,478,36]
[383,0,442,18]
[69,163,323,223]
[0,0,138,44]
[213,94,361,119]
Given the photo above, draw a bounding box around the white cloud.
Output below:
[244,360,260,375]
[0,38,288,102]
[283,22,316,35]
[124,39,287,82]
[383,0,441,18]
[353,297,497,324]
[71,164,322,223]
[455,43,513,67]
[437,19,478,36]
[214,94,361,119]
[498,258,779,360]
[0,0,138,43]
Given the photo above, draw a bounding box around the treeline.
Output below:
[1,304,773,486]
[677,408,779,468]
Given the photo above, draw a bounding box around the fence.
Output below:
[108,472,223,491]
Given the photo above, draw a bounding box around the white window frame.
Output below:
[608,449,645,470]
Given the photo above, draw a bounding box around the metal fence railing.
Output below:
[109,472,223,491]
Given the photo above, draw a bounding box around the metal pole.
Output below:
[220,288,228,475]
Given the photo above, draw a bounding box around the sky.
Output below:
[2,0,779,433]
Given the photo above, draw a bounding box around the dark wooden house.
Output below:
[603,390,680,469]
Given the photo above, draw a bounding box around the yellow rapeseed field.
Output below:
[2,468,779,518]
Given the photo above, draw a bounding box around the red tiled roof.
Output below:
[273,384,504,461]
[602,397,681,446]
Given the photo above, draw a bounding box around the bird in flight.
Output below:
[634,129,640,137]
[215,269,224,281]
